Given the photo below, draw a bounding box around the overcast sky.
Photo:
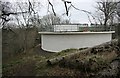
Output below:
[37,0,97,24]
[5,0,98,24]
[41,0,97,24]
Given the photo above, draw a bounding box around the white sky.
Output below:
[4,0,98,24]
[39,0,97,24]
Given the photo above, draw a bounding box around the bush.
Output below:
[2,27,38,61]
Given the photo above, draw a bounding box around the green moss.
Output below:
[56,48,78,56]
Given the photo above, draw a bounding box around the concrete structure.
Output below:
[54,24,115,32]
[54,24,79,32]
[39,31,115,52]
[54,24,88,32]
[79,26,115,32]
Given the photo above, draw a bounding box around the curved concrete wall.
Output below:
[39,32,114,52]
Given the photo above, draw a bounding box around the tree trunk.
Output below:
[47,48,92,65]
[117,23,120,48]
[115,23,120,48]
[104,16,108,31]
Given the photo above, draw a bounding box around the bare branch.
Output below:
[28,0,36,14]
[48,0,56,16]
[95,0,118,30]
[71,4,97,24]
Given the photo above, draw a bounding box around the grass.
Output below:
[2,54,48,76]
[43,49,118,76]
[2,46,81,76]
[2,43,119,76]
[55,48,79,56]
[2,47,47,76]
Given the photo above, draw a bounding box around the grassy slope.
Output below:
[2,40,119,76]
[2,45,78,76]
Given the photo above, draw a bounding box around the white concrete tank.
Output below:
[39,31,115,52]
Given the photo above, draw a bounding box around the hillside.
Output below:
[2,39,120,77]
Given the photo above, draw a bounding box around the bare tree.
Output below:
[15,0,41,52]
[39,13,70,32]
[0,1,29,28]
[117,1,120,21]
[0,1,13,27]
[95,0,117,30]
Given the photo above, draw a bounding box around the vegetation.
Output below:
[38,14,70,32]
[1,0,120,77]
[2,40,120,77]
[95,0,117,30]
